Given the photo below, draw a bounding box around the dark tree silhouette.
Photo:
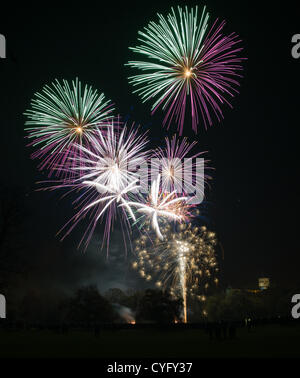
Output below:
[104,288,128,306]
[64,285,117,325]
[136,289,182,324]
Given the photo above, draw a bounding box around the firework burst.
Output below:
[124,174,190,240]
[132,223,219,322]
[55,124,149,251]
[151,134,212,198]
[127,5,244,134]
[24,78,115,176]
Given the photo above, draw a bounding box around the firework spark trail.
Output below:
[177,240,188,323]
[133,223,219,322]
[127,6,245,134]
[24,78,115,176]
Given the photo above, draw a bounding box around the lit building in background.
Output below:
[226,277,271,295]
[258,278,270,290]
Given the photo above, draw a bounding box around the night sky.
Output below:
[0,1,298,294]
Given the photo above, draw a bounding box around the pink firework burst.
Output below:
[128,6,245,134]
[151,134,212,201]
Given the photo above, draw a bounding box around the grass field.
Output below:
[0,325,300,358]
